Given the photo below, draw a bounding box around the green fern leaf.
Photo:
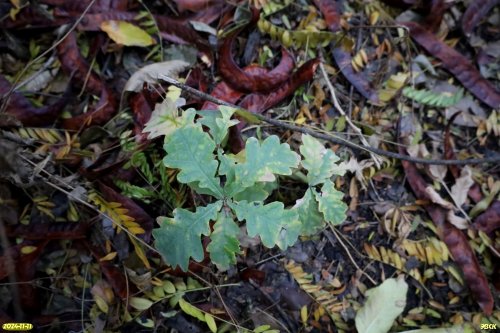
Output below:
[300,134,345,186]
[163,121,224,199]
[153,201,222,271]
[314,180,347,225]
[403,87,463,108]
[206,210,241,269]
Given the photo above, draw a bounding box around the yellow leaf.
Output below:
[94,294,109,314]
[99,252,117,262]
[100,20,155,47]
[300,305,308,325]
[205,313,217,333]
[179,298,205,322]
[129,296,153,310]
[21,246,37,255]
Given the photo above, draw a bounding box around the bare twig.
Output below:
[158,75,500,166]
[319,61,384,168]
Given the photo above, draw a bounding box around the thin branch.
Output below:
[158,75,500,166]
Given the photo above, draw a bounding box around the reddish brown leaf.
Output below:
[401,21,500,108]
[0,75,68,126]
[219,36,295,92]
[129,92,153,143]
[474,200,500,234]
[6,222,89,240]
[238,58,320,113]
[56,32,117,129]
[332,48,380,102]
[16,240,49,312]
[173,0,213,12]
[421,0,449,32]
[462,0,500,35]
[313,0,342,32]
[84,240,131,299]
[99,182,154,241]
[399,144,494,315]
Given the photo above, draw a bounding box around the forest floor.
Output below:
[0,0,499,332]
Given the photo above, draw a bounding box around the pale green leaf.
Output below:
[206,210,241,269]
[179,298,205,322]
[233,136,300,194]
[162,280,176,294]
[293,188,324,235]
[129,297,154,311]
[314,180,347,225]
[231,201,300,249]
[355,277,408,333]
[232,182,270,202]
[205,313,217,333]
[163,124,224,198]
[153,202,222,271]
[198,106,239,145]
[300,134,345,185]
[100,20,155,47]
[143,102,192,140]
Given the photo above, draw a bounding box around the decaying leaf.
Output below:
[124,60,190,92]
[355,277,408,333]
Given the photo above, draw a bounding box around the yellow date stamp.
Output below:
[481,323,498,330]
[2,323,33,331]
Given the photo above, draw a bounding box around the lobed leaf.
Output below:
[293,188,324,235]
[300,134,344,186]
[163,121,224,198]
[153,201,222,271]
[233,135,300,193]
[230,200,300,249]
[314,180,347,225]
[206,210,241,269]
[198,106,239,145]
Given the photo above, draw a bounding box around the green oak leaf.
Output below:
[163,123,224,198]
[198,106,239,145]
[230,200,299,249]
[293,188,324,235]
[153,201,222,271]
[314,180,347,225]
[300,134,345,186]
[206,209,240,269]
[233,135,300,193]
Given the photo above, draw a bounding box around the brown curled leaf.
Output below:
[201,65,269,110]
[219,36,295,93]
[401,21,500,108]
[313,0,342,32]
[332,48,380,102]
[0,76,68,126]
[99,182,154,241]
[474,200,500,234]
[129,92,153,143]
[5,222,89,240]
[399,142,494,315]
[238,58,320,113]
[462,0,500,35]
